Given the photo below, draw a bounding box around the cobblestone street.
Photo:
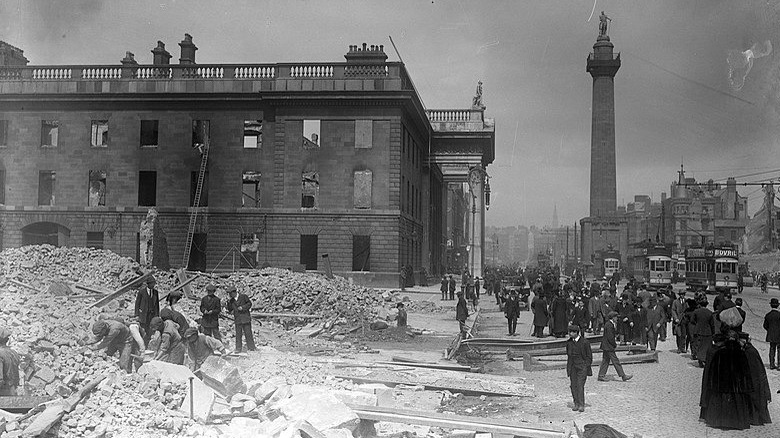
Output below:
[430,284,780,437]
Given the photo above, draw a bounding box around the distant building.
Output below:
[484,225,529,266]
[662,165,748,252]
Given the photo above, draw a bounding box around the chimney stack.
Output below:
[151,41,171,65]
[178,33,197,65]
[344,42,387,64]
[121,51,138,66]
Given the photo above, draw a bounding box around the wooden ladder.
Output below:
[182,135,209,268]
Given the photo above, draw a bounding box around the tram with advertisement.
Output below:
[642,244,674,290]
[685,245,739,293]
[595,246,621,279]
[674,255,686,281]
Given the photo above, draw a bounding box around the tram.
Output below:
[643,245,673,290]
[675,256,686,281]
[596,247,621,279]
[684,245,739,293]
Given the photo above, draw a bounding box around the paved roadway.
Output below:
[452,283,780,438]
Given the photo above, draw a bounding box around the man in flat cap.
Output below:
[566,323,592,412]
[200,284,222,341]
[597,311,632,382]
[456,291,470,338]
[0,327,21,396]
[90,318,133,372]
[184,327,226,372]
[226,286,256,352]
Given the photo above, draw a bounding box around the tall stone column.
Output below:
[468,170,485,278]
[587,34,620,217]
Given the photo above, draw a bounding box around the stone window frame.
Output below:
[41,120,59,148]
[0,119,8,147]
[140,120,159,148]
[301,171,319,209]
[243,120,263,149]
[90,120,109,148]
[353,169,372,209]
[38,170,56,206]
[242,171,262,207]
[302,120,321,149]
[88,170,107,207]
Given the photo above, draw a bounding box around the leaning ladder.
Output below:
[182,137,209,268]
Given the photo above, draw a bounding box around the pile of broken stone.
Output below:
[0,245,438,437]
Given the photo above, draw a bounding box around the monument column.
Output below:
[587,15,620,217]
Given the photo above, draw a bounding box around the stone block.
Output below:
[181,378,216,423]
[252,376,286,403]
[272,390,360,432]
[33,366,56,384]
[331,390,377,407]
[323,429,355,438]
[137,360,193,385]
[200,355,247,398]
[355,383,392,394]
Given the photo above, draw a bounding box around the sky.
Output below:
[2,0,780,228]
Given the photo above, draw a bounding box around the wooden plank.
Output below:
[176,268,195,299]
[89,272,153,308]
[333,371,534,397]
[346,404,565,438]
[252,312,320,319]
[74,284,110,295]
[522,351,659,372]
[161,274,199,302]
[0,396,53,414]
[7,279,44,294]
[509,344,647,359]
[463,334,603,351]
[391,355,428,364]
[66,294,105,300]
[376,361,474,373]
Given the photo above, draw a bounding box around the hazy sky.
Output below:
[3,0,779,227]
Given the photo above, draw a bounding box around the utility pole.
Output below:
[574,221,578,262]
[766,183,776,250]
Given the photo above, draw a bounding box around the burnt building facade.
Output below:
[0,37,494,286]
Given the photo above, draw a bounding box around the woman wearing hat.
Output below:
[149,316,186,365]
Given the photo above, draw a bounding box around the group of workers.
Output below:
[90,276,256,374]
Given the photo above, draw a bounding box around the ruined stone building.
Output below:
[0,36,494,286]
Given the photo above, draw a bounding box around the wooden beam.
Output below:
[176,269,195,300]
[346,404,565,438]
[0,396,52,414]
[375,361,474,373]
[251,312,320,319]
[160,274,199,302]
[508,344,647,359]
[6,279,44,294]
[333,372,533,397]
[89,272,153,308]
[523,351,659,372]
[74,284,110,295]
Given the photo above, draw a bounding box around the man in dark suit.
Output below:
[226,286,256,352]
[671,290,688,353]
[134,276,160,343]
[763,297,780,369]
[566,324,593,412]
[531,294,549,337]
[646,296,666,351]
[597,311,633,382]
[733,297,746,333]
[691,297,715,367]
[504,290,521,336]
[456,291,469,338]
[448,275,457,301]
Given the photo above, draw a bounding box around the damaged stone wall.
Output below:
[139,208,170,270]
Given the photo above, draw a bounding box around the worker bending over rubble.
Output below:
[226,286,257,352]
[0,327,21,396]
[184,327,226,371]
[200,283,222,340]
[90,318,133,373]
[160,290,189,337]
[127,317,147,372]
[149,316,186,364]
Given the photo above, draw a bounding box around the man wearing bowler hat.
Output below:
[671,290,688,353]
[226,286,256,352]
[763,297,780,369]
[566,323,592,412]
[597,311,633,382]
[200,283,222,341]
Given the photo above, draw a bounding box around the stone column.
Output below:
[468,176,485,278]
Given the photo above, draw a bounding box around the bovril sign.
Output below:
[711,248,737,258]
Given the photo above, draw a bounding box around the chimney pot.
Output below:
[151,41,172,65]
[362,43,367,51]
[178,33,198,65]
[121,51,138,65]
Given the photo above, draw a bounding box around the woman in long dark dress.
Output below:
[743,335,772,425]
[550,292,569,337]
[631,298,648,346]
[699,325,754,430]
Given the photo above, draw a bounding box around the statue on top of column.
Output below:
[472,81,485,109]
[599,11,611,37]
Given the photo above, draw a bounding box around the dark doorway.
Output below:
[352,235,371,271]
[21,222,70,247]
[300,234,318,270]
[187,233,207,271]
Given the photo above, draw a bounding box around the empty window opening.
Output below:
[300,235,318,270]
[243,120,262,148]
[190,170,209,207]
[0,120,8,146]
[242,171,261,207]
[355,120,372,149]
[22,222,69,247]
[240,233,259,268]
[352,235,371,271]
[41,120,59,147]
[138,171,157,206]
[136,233,141,262]
[302,120,320,149]
[302,171,319,209]
[353,170,372,209]
[91,120,109,147]
[187,233,207,272]
[38,171,55,206]
[88,170,106,207]
[140,120,159,147]
[192,120,209,152]
[86,231,104,249]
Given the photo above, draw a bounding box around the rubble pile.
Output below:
[0,244,142,291]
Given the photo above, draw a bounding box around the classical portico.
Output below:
[427,107,495,277]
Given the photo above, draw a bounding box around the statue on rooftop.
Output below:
[599,11,611,37]
[472,81,484,109]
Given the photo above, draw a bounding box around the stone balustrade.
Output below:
[0,62,405,82]
[426,109,482,122]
